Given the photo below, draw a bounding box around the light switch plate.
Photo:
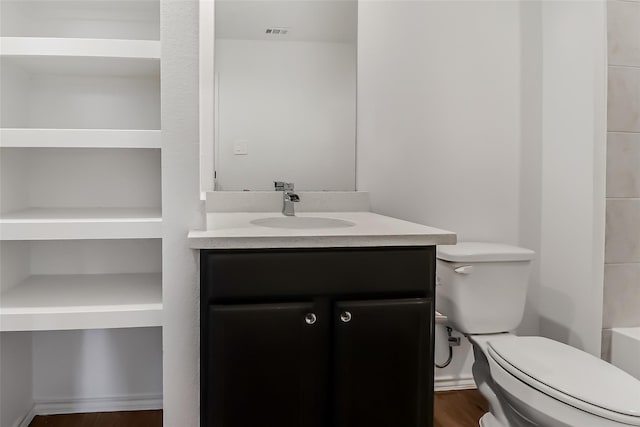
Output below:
[233,140,249,155]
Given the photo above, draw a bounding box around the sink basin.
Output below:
[250,216,356,230]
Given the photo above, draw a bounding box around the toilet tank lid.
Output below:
[437,242,535,262]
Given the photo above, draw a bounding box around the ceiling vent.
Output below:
[265,27,289,35]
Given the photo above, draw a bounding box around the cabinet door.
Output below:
[333,298,432,427]
[204,302,328,427]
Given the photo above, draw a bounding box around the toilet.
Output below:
[436,242,640,427]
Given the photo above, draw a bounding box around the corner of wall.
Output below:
[537,0,607,356]
[0,332,34,427]
[161,0,204,425]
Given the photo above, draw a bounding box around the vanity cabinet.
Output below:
[200,247,436,427]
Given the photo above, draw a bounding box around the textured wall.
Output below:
[602,0,640,360]
[161,0,204,425]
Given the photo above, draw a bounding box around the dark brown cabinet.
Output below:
[333,299,432,427]
[206,303,329,427]
[201,247,436,427]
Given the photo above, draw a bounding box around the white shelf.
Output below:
[0,37,160,77]
[0,129,161,148]
[0,273,162,331]
[0,207,162,240]
[0,37,160,59]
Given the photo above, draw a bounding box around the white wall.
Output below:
[0,332,32,427]
[537,0,607,356]
[161,0,203,425]
[0,149,29,214]
[358,1,606,388]
[215,39,356,191]
[0,242,29,293]
[32,328,163,403]
[0,148,161,211]
[434,324,475,389]
[357,0,522,244]
[0,60,29,128]
[357,0,607,371]
[357,0,524,386]
[517,0,543,337]
[27,74,160,130]
[0,0,159,40]
[0,61,160,130]
[28,239,162,275]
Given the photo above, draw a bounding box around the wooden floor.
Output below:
[29,390,487,427]
[434,389,489,427]
[29,411,163,427]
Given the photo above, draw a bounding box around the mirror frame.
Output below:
[200,0,215,193]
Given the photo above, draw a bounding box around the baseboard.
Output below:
[31,394,163,417]
[434,376,476,391]
[13,404,36,427]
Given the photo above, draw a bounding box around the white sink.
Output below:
[250,216,356,230]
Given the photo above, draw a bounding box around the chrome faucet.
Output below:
[274,181,300,216]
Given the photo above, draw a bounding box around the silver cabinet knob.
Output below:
[304,313,317,325]
[340,311,352,323]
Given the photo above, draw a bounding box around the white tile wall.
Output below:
[601,328,612,360]
[603,263,640,328]
[603,0,640,351]
[607,132,640,197]
[605,199,640,263]
[608,66,640,133]
[608,0,640,67]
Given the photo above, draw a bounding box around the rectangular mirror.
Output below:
[212,0,357,191]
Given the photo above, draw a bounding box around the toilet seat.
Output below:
[487,336,640,426]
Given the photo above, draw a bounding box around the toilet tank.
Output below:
[436,242,535,334]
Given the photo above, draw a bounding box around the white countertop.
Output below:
[188,211,456,249]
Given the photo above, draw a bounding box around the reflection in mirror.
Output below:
[214,0,357,191]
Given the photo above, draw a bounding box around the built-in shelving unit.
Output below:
[0,207,162,240]
[0,2,166,423]
[0,238,163,332]
[0,273,162,331]
[0,0,162,332]
[0,2,163,422]
[0,147,162,243]
[0,50,160,129]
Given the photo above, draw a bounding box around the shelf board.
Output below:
[0,273,162,331]
[0,37,160,77]
[0,207,162,240]
[0,129,161,148]
[0,37,160,59]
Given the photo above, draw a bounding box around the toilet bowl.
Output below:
[436,242,640,427]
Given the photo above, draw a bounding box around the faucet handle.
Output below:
[287,193,300,203]
[274,181,294,191]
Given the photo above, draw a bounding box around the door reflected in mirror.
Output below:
[214,0,357,191]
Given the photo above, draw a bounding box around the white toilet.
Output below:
[436,242,640,427]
